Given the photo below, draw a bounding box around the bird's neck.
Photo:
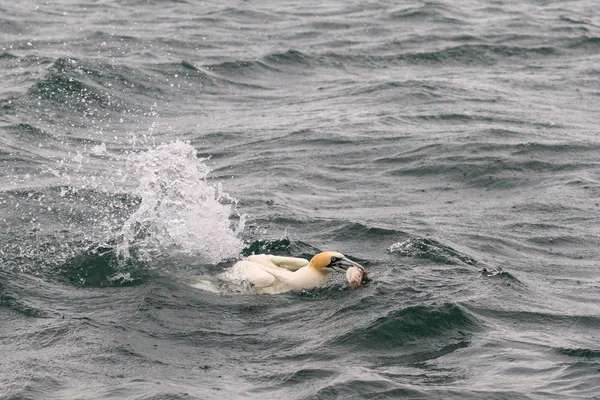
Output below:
[306,263,328,275]
[290,264,328,290]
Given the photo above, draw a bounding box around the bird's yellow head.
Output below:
[309,251,363,274]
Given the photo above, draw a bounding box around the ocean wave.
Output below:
[557,347,600,359]
[0,282,49,318]
[205,58,282,76]
[30,74,109,108]
[25,57,129,114]
[372,141,599,189]
[388,237,479,267]
[5,123,56,140]
[464,306,600,328]
[387,3,468,25]
[241,238,322,259]
[564,35,600,50]
[320,44,558,68]
[58,245,149,288]
[335,303,479,350]
[201,42,563,78]
[312,380,426,400]
[0,52,18,60]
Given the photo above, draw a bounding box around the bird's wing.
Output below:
[231,260,277,288]
[270,255,309,271]
[246,254,309,271]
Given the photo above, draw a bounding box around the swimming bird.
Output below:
[226,251,364,294]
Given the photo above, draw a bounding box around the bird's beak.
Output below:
[331,257,364,273]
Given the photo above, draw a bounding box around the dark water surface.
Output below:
[1,0,600,398]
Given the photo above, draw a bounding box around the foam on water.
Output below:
[116,140,246,264]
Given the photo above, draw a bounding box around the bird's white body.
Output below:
[226,254,329,294]
[187,251,363,295]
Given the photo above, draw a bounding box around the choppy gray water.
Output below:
[1,1,600,399]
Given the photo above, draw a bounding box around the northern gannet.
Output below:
[226,251,364,294]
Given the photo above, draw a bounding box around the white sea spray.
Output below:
[116,140,245,264]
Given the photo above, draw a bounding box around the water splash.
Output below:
[116,140,245,264]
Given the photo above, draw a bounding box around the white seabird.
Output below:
[225,251,364,294]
